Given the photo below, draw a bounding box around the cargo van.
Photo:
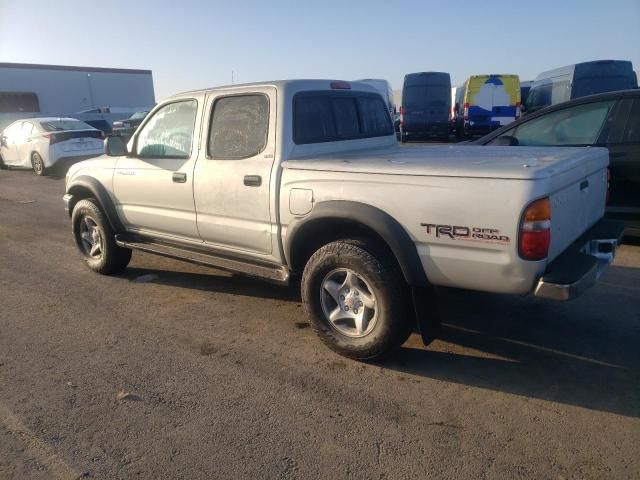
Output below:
[520,80,533,110]
[453,74,521,138]
[526,60,637,114]
[400,72,451,142]
[355,79,396,119]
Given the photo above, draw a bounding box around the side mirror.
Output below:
[0,136,6,147]
[492,135,519,146]
[104,135,128,156]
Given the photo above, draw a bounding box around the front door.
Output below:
[113,97,204,241]
[193,87,277,255]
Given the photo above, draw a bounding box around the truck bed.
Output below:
[284,144,608,181]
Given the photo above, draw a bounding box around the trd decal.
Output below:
[421,223,510,244]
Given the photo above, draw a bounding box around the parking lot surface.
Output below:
[1,169,639,479]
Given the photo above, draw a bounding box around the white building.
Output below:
[0,62,155,130]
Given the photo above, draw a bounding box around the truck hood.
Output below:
[283,144,609,180]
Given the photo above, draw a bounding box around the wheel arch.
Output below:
[67,176,125,233]
[285,201,429,287]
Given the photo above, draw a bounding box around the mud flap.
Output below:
[412,286,441,346]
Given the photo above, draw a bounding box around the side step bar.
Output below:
[115,234,289,284]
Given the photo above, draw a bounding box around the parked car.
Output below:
[454,74,521,138]
[63,79,622,360]
[112,111,149,139]
[473,89,640,236]
[0,117,103,175]
[400,72,451,142]
[526,60,637,114]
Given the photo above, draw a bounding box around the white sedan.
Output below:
[0,117,104,176]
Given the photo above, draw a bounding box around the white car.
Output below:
[0,117,104,175]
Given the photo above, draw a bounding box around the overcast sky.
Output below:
[1,0,638,100]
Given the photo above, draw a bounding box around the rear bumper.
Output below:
[534,219,625,301]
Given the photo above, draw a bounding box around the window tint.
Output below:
[598,99,631,144]
[0,92,40,113]
[403,85,449,109]
[358,96,393,136]
[136,100,197,158]
[40,120,94,132]
[623,99,640,143]
[208,95,269,159]
[294,96,336,143]
[293,92,392,144]
[332,97,360,138]
[504,100,615,146]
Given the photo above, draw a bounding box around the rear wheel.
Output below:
[0,154,6,170]
[72,198,131,274]
[301,240,412,360]
[31,152,46,176]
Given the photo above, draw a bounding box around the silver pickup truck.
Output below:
[63,79,624,359]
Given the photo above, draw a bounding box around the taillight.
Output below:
[330,81,351,90]
[515,101,521,118]
[463,102,469,120]
[519,197,551,261]
[43,132,59,144]
[399,106,405,125]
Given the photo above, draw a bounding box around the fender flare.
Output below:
[67,175,125,233]
[285,200,429,287]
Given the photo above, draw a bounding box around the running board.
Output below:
[115,234,289,284]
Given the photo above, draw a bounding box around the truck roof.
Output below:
[170,79,379,99]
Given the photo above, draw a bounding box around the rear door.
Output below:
[193,87,277,255]
[598,97,640,212]
[16,121,36,166]
[113,97,204,240]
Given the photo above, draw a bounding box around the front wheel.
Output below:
[301,240,412,360]
[71,198,131,274]
[31,152,46,176]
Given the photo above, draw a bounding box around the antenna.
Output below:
[231,70,234,85]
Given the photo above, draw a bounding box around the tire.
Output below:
[400,131,408,143]
[301,240,412,360]
[31,152,47,176]
[0,155,7,170]
[71,198,131,274]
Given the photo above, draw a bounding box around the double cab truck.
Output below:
[63,79,623,360]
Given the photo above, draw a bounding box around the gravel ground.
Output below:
[0,168,639,479]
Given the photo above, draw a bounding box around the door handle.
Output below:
[172,172,187,183]
[244,175,262,187]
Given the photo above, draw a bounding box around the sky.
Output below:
[1,0,639,101]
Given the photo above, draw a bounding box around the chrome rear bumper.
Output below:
[534,219,625,301]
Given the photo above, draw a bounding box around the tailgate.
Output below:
[547,152,608,261]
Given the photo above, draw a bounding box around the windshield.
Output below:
[403,85,450,109]
[40,120,95,132]
[129,111,148,120]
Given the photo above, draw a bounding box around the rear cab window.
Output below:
[293,91,393,144]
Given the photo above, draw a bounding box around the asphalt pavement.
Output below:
[1,168,639,479]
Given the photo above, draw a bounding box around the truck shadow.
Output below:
[121,264,639,417]
[382,267,640,418]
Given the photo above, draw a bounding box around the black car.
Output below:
[112,111,148,140]
[474,89,640,236]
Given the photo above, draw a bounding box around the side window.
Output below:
[136,100,197,158]
[507,100,615,146]
[529,84,552,111]
[21,122,34,138]
[598,99,632,144]
[208,95,269,159]
[623,99,640,143]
